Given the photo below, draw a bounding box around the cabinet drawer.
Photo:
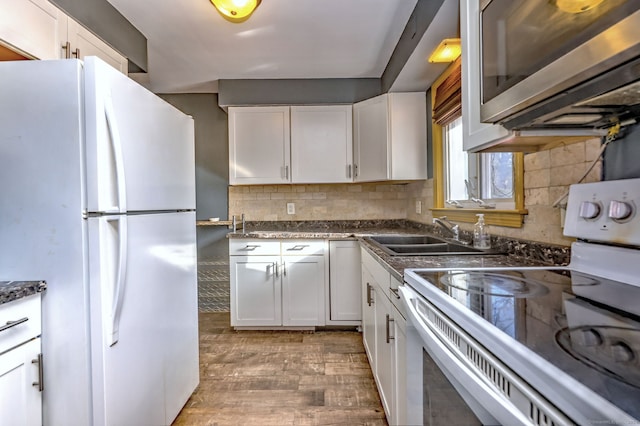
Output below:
[229,239,281,256]
[361,247,391,290]
[281,240,325,256]
[0,294,41,354]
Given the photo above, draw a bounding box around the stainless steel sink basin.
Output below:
[368,235,448,245]
[364,235,499,256]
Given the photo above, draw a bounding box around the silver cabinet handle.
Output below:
[386,314,395,343]
[275,262,280,277]
[287,244,309,251]
[347,164,352,178]
[0,317,28,333]
[62,41,71,58]
[243,244,261,251]
[32,353,43,392]
[282,263,286,277]
[366,283,373,306]
[283,165,290,180]
[390,288,400,300]
[72,48,80,58]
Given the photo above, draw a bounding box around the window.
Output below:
[443,117,514,209]
[431,59,526,228]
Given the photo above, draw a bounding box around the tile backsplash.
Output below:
[228,138,603,247]
[229,183,408,221]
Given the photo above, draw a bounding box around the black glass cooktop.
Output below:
[411,268,640,420]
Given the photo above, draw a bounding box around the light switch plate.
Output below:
[287,203,295,215]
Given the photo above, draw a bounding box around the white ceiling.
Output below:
[105,0,458,94]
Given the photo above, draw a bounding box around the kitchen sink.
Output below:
[364,235,499,256]
[367,235,448,245]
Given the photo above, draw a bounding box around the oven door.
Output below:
[479,0,640,124]
[399,285,532,426]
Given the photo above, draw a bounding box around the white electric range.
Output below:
[401,178,640,425]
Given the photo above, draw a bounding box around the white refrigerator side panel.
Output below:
[0,59,92,426]
[88,211,198,426]
[84,56,196,213]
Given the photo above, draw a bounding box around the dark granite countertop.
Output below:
[228,220,571,282]
[0,281,46,306]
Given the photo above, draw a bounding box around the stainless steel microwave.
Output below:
[479,0,640,131]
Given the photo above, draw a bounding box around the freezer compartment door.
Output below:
[88,211,198,426]
[84,56,195,213]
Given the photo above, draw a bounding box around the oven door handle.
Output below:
[398,286,532,426]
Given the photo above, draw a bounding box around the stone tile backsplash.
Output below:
[228,183,409,222]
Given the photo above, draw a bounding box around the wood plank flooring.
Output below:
[172,313,388,426]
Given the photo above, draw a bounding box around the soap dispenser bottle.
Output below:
[473,214,491,249]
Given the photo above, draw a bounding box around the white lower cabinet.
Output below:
[0,338,42,426]
[328,240,361,325]
[0,293,43,426]
[361,248,406,425]
[230,255,282,326]
[229,239,326,328]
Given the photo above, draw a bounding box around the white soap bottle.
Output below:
[473,213,491,249]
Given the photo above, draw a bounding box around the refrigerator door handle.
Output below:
[104,215,128,346]
[103,95,128,213]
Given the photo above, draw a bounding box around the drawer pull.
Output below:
[390,288,400,299]
[0,317,28,333]
[32,353,44,392]
[287,244,309,251]
[386,314,395,344]
[242,244,261,251]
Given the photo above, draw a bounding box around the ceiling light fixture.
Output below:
[555,0,604,14]
[428,38,461,63]
[211,0,261,23]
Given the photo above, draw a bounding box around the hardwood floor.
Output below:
[173,313,388,426]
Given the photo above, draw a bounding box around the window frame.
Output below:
[430,61,527,228]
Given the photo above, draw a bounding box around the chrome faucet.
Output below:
[432,216,459,241]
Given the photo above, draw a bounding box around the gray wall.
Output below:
[160,94,230,258]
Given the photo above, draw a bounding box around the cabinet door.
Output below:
[282,256,326,326]
[290,105,353,183]
[388,93,427,180]
[392,308,406,426]
[374,291,394,420]
[361,266,376,369]
[0,338,42,426]
[230,256,282,326]
[65,18,127,73]
[461,0,509,152]
[353,95,389,182]
[0,0,62,60]
[328,240,361,322]
[229,106,291,185]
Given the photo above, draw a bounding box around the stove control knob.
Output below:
[610,342,635,363]
[579,201,601,219]
[581,328,603,346]
[608,200,633,221]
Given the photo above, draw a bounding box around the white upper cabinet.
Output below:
[353,93,427,182]
[290,105,353,183]
[0,0,62,60]
[228,106,291,185]
[62,17,127,73]
[0,0,127,73]
[461,0,510,152]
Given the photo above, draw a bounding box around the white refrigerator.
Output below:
[0,57,199,425]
